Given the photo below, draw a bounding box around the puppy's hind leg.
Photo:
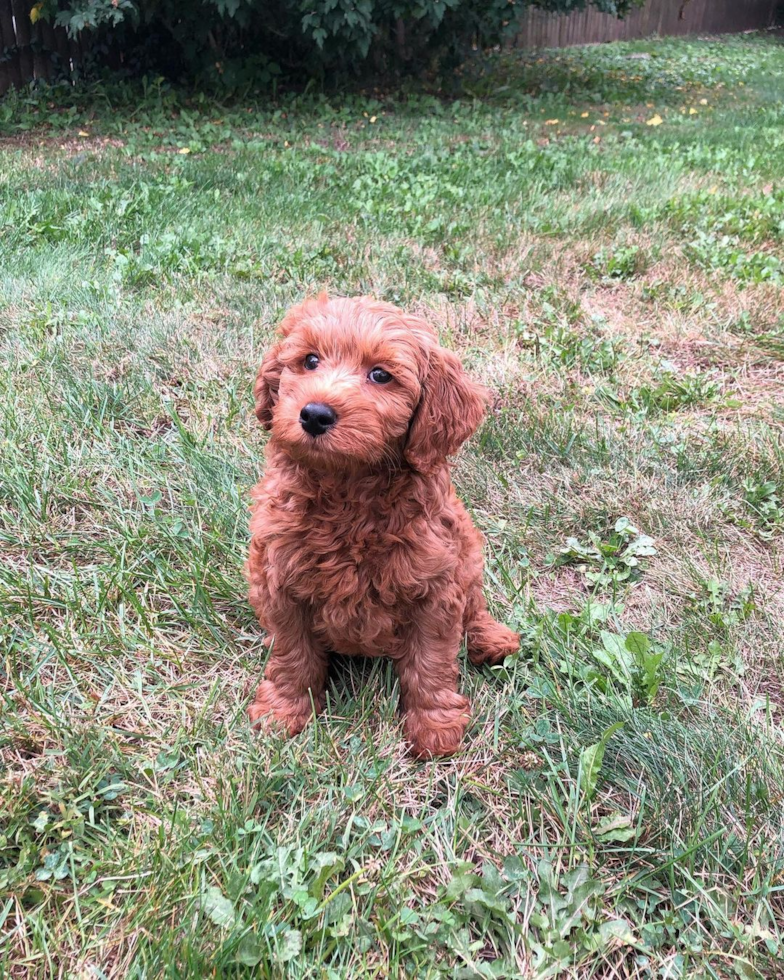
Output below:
[457,513,519,667]
[464,578,519,667]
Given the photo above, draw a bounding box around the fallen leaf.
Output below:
[581,111,589,118]
[595,812,637,841]
[689,107,698,115]
[743,922,777,943]
[598,919,637,947]
[235,936,263,967]
[278,929,302,962]
[202,887,236,928]
[646,114,663,126]
[699,98,708,105]
[78,130,89,137]
[369,115,377,123]
[545,119,559,125]
[178,147,191,154]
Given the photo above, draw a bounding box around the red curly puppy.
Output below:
[246,294,519,757]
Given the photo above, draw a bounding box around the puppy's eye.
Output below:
[368,367,392,385]
[304,354,320,371]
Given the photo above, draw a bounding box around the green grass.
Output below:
[2,32,784,979]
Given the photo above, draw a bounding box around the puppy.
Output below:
[246,294,519,757]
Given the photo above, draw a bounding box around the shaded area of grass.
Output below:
[2,32,784,980]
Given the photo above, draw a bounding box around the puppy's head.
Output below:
[254,294,487,472]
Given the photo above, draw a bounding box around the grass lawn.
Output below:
[2,31,784,978]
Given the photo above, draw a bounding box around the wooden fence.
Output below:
[0,0,87,96]
[514,0,779,48]
[0,0,780,96]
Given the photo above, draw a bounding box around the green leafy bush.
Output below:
[38,0,644,87]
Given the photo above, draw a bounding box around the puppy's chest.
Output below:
[262,491,454,612]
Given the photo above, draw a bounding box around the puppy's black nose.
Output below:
[299,402,337,436]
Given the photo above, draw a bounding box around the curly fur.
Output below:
[246,294,519,757]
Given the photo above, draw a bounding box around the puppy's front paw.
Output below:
[248,680,320,736]
[404,696,471,759]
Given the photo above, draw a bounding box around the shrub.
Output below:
[40,0,644,87]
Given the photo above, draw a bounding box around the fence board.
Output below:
[10,0,34,83]
[55,23,70,66]
[38,17,58,80]
[0,0,22,94]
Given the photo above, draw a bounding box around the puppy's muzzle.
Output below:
[300,402,338,437]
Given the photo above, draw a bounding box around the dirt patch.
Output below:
[0,132,126,155]
[528,566,586,614]
[727,362,784,419]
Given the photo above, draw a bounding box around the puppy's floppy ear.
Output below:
[404,341,488,472]
[253,342,283,430]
